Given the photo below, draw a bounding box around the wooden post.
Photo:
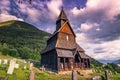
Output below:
[105,70,110,80]
[72,70,78,80]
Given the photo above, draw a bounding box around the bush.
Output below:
[1,48,9,55]
[9,49,19,57]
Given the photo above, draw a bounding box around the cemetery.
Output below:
[0,57,120,80]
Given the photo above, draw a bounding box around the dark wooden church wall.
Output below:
[41,50,58,71]
[58,57,74,71]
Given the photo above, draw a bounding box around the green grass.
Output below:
[110,73,120,80]
[35,71,71,80]
[0,52,13,59]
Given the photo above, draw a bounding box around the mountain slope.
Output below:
[0,20,51,60]
[112,59,120,64]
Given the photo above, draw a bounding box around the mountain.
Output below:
[90,57,103,67]
[112,59,120,64]
[0,20,51,60]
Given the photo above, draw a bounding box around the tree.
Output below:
[9,49,19,57]
[17,47,31,59]
[1,47,9,55]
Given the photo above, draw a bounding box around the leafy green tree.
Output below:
[9,49,19,57]
[1,47,9,55]
[17,47,31,59]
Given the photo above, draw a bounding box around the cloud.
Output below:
[80,22,100,32]
[76,33,120,61]
[0,13,24,22]
[0,0,10,14]
[47,0,62,18]
[71,0,120,21]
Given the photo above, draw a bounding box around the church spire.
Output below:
[56,8,68,31]
[57,7,68,21]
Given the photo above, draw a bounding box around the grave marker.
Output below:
[15,64,19,68]
[29,63,33,70]
[91,76,102,80]
[7,59,16,74]
[72,70,78,80]
[0,59,1,65]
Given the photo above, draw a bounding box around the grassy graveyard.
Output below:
[0,53,120,80]
[0,60,30,80]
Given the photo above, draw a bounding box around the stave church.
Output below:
[41,8,90,73]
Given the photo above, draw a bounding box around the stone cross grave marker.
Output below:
[7,59,16,74]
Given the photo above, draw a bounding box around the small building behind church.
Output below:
[41,8,90,73]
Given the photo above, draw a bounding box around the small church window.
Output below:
[66,35,69,41]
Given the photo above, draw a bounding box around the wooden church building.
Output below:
[41,8,90,73]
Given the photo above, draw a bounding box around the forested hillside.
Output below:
[0,20,51,60]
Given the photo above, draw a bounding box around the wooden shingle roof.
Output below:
[41,40,56,54]
[56,49,74,57]
[78,51,89,58]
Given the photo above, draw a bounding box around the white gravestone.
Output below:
[3,59,8,64]
[7,59,16,74]
[15,64,19,68]
[29,63,33,70]
[0,59,1,65]
[91,76,102,80]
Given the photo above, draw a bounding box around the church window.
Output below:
[66,35,69,41]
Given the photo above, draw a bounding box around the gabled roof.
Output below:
[78,51,89,58]
[58,20,76,37]
[76,43,85,52]
[56,49,74,57]
[47,20,76,41]
[41,40,56,54]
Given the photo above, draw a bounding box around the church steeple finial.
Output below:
[57,7,68,21]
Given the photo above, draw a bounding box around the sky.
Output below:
[0,0,120,63]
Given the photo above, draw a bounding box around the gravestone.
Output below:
[0,59,1,65]
[72,70,78,80]
[91,76,102,80]
[3,59,8,67]
[7,59,16,74]
[15,64,19,68]
[105,70,110,80]
[29,63,33,70]
[3,59,8,64]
